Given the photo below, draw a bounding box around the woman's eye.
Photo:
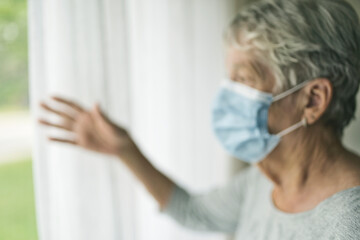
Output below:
[236,76,249,83]
[235,75,257,88]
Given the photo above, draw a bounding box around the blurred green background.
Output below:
[0,159,37,240]
[0,0,29,112]
[0,0,38,239]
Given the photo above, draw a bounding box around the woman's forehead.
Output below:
[225,46,275,92]
[225,48,267,77]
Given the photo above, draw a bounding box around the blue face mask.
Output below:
[211,78,310,164]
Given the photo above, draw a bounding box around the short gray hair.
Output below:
[224,0,360,137]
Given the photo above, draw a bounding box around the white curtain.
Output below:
[28,0,240,239]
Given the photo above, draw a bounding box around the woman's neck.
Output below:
[256,125,360,212]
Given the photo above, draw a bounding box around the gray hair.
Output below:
[224,0,360,137]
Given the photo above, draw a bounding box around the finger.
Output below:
[93,103,128,136]
[38,118,73,132]
[47,136,77,145]
[94,103,117,126]
[50,95,85,113]
[40,101,76,122]
[91,104,114,136]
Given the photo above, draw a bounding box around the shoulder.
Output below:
[329,185,360,218]
[320,186,360,239]
[336,186,360,233]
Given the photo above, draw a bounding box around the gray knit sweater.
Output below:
[160,165,360,239]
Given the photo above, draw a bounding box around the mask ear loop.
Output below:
[272,80,311,137]
[303,117,308,127]
[273,80,312,102]
[276,117,307,137]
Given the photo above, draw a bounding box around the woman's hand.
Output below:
[37,95,138,158]
[38,95,176,210]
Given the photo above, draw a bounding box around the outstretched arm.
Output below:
[38,95,247,233]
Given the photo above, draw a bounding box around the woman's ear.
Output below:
[303,78,333,125]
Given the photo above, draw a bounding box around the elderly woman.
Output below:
[38,0,360,239]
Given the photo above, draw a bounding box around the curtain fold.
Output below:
[28,0,241,239]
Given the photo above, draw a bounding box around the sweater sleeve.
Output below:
[159,166,252,234]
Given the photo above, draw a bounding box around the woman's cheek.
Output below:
[267,104,280,134]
